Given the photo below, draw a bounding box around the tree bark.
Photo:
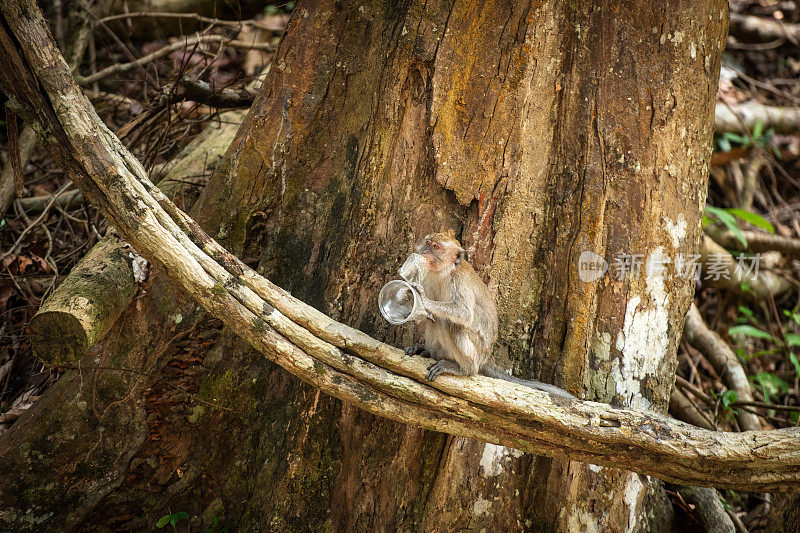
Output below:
[767,494,800,533]
[0,0,732,531]
[195,0,725,530]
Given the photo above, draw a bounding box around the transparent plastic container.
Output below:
[378,279,425,325]
[378,253,427,325]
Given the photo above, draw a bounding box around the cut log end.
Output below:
[29,310,89,364]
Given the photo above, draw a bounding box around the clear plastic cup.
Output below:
[378,279,425,325]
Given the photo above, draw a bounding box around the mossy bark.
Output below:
[29,236,137,364]
[0,0,727,531]
[27,110,244,366]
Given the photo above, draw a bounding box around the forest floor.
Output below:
[1,1,799,531]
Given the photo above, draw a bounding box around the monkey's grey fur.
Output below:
[406,232,574,399]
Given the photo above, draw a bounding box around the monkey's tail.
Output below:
[480,364,575,399]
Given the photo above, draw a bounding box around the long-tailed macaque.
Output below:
[405,231,574,398]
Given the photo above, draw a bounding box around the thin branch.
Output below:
[98,11,288,33]
[705,225,800,260]
[683,304,763,431]
[728,13,800,45]
[669,387,717,430]
[715,102,800,135]
[75,34,275,87]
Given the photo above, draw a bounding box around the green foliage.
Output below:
[704,205,747,247]
[720,389,738,408]
[783,308,800,327]
[724,208,775,234]
[714,120,780,157]
[711,389,739,417]
[786,334,800,348]
[156,511,190,529]
[737,305,756,323]
[789,353,800,377]
[728,324,779,342]
[203,516,228,533]
[704,205,775,248]
[749,372,789,404]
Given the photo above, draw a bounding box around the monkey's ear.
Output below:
[455,247,466,265]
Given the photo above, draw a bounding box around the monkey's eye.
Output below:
[432,243,440,251]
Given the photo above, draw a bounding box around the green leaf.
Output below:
[735,347,746,362]
[156,516,171,528]
[758,128,775,147]
[728,325,779,342]
[786,334,800,348]
[706,205,747,247]
[170,512,190,527]
[737,305,755,323]
[790,353,800,377]
[784,309,800,326]
[725,208,775,234]
[750,372,789,403]
[702,213,710,228]
[721,389,739,407]
[752,119,764,142]
[741,347,781,361]
[722,131,749,144]
[740,280,755,296]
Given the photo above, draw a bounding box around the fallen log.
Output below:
[28,110,245,364]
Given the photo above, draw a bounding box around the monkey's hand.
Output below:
[408,281,425,297]
[408,283,434,321]
[404,344,430,357]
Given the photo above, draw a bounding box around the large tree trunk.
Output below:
[0,0,727,531]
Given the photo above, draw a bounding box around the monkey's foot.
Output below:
[405,345,429,357]
[426,360,467,381]
[426,360,451,381]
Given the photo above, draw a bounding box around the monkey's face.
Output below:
[416,233,464,272]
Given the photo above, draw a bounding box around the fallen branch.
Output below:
[16,189,83,212]
[3,0,800,492]
[677,486,735,533]
[27,109,245,362]
[683,304,762,431]
[168,77,256,108]
[728,13,800,44]
[705,225,800,260]
[699,235,790,299]
[29,236,137,364]
[75,33,274,87]
[715,102,800,135]
[669,388,716,430]
[0,123,36,214]
[99,11,288,33]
